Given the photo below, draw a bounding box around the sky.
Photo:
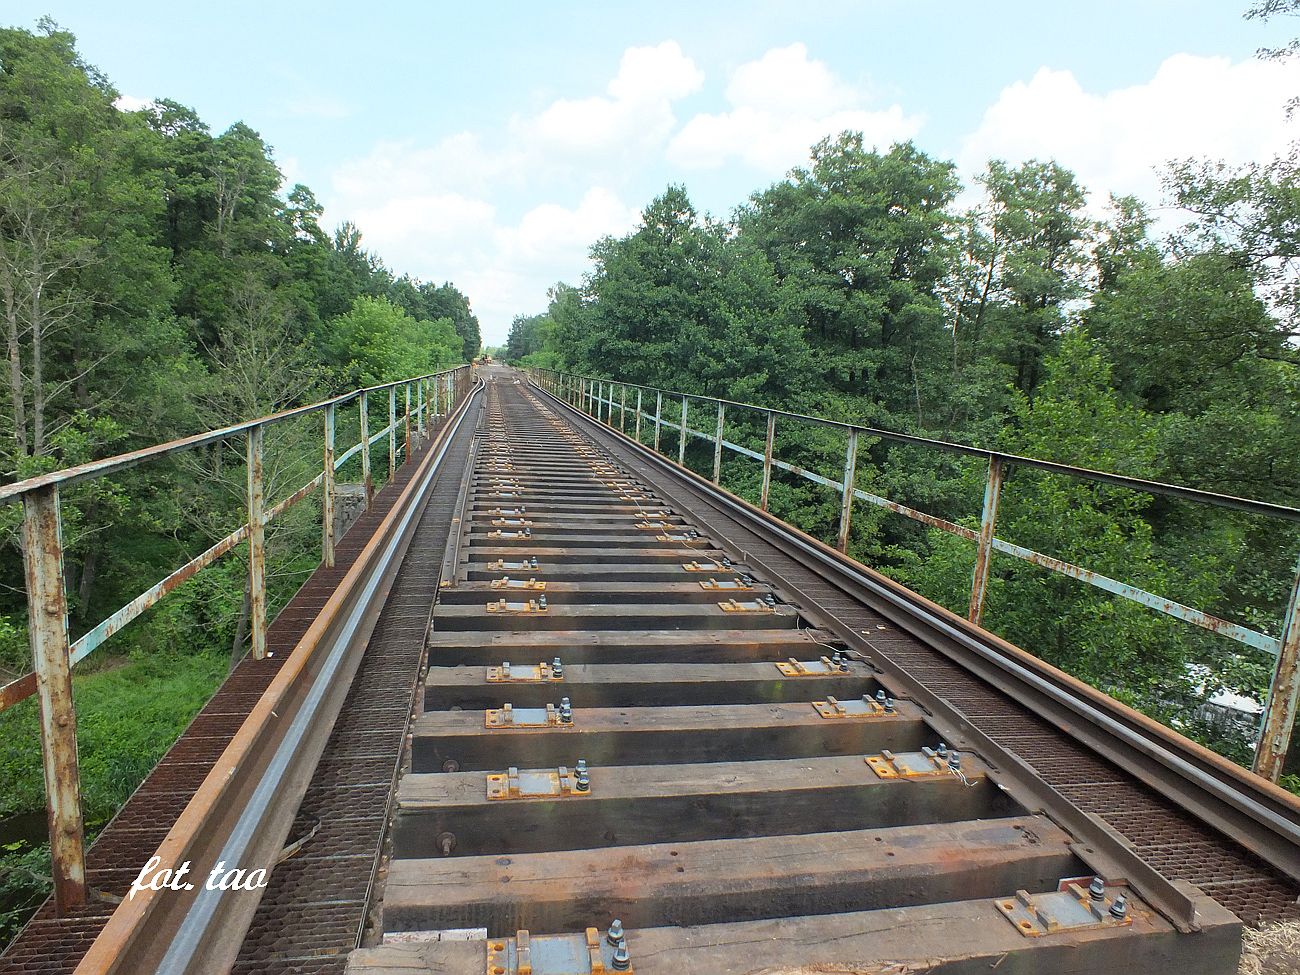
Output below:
[9,1,1300,344]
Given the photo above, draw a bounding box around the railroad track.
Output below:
[346,368,1298,975]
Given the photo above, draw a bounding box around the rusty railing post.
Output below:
[619,385,627,431]
[388,387,397,480]
[21,485,87,913]
[404,383,412,458]
[359,391,372,508]
[837,429,859,552]
[1254,558,1300,782]
[416,378,425,440]
[679,396,689,465]
[247,425,267,659]
[635,389,643,441]
[761,411,776,511]
[322,403,336,568]
[713,402,725,484]
[968,455,1005,626]
[654,391,663,452]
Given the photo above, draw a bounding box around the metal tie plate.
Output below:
[867,748,959,779]
[485,703,566,728]
[996,880,1133,937]
[488,660,563,683]
[486,927,631,974]
[486,766,589,801]
[492,517,534,527]
[776,656,843,676]
[488,528,533,540]
[718,598,775,613]
[698,578,752,591]
[682,560,729,572]
[489,576,546,591]
[488,558,541,571]
[812,696,886,719]
[486,598,547,613]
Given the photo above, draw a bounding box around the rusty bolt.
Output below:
[442,759,460,773]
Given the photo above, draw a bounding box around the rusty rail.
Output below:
[530,368,1300,785]
[0,365,471,915]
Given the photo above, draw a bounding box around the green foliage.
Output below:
[321,295,462,387]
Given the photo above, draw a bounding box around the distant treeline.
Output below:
[508,133,1300,777]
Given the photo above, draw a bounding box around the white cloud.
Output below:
[667,43,923,173]
[957,54,1300,211]
[524,41,703,156]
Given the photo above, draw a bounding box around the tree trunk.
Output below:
[77,544,99,621]
[3,275,27,456]
[30,278,45,455]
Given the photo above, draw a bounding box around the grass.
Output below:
[0,652,226,948]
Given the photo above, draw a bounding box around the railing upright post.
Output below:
[247,425,267,660]
[417,378,425,440]
[404,384,412,458]
[619,385,627,431]
[761,412,776,511]
[678,397,688,465]
[359,391,372,508]
[837,430,859,552]
[654,391,663,451]
[388,387,397,481]
[21,485,86,914]
[968,455,1005,626]
[713,402,725,484]
[1254,558,1300,782]
[322,403,336,568]
[635,389,643,441]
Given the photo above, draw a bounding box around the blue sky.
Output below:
[9,2,1299,342]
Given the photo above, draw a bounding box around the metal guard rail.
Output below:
[529,368,1300,786]
[1,364,473,916]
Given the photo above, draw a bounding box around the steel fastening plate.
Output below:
[635,521,674,531]
[682,560,729,572]
[488,558,541,571]
[492,517,534,527]
[488,661,562,683]
[486,598,546,613]
[812,696,885,719]
[698,578,751,591]
[996,880,1133,938]
[776,656,840,676]
[867,748,955,779]
[485,703,566,728]
[718,598,774,613]
[486,766,589,800]
[486,927,631,974]
[490,576,546,591]
[488,507,526,516]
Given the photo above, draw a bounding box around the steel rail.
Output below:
[73,378,485,975]
[532,379,1300,891]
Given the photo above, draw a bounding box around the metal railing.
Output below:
[0,364,472,915]
[529,367,1300,786]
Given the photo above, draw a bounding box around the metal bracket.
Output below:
[867,748,959,779]
[487,598,547,613]
[487,765,589,800]
[492,518,534,528]
[485,703,566,728]
[776,656,845,676]
[486,927,632,974]
[488,506,526,516]
[718,598,775,613]
[699,578,752,591]
[635,521,674,531]
[619,494,650,503]
[490,577,546,591]
[488,558,540,571]
[996,879,1132,938]
[488,661,562,683]
[813,696,885,719]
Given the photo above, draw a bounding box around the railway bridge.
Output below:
[1,364,1298,974]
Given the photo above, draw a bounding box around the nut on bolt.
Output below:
[575,759,590,792]
[1089,876,1107,902]
[1109,893,1128,920]
[606,918,625,946]
[612,940,631,971]
[559,697,573,723]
